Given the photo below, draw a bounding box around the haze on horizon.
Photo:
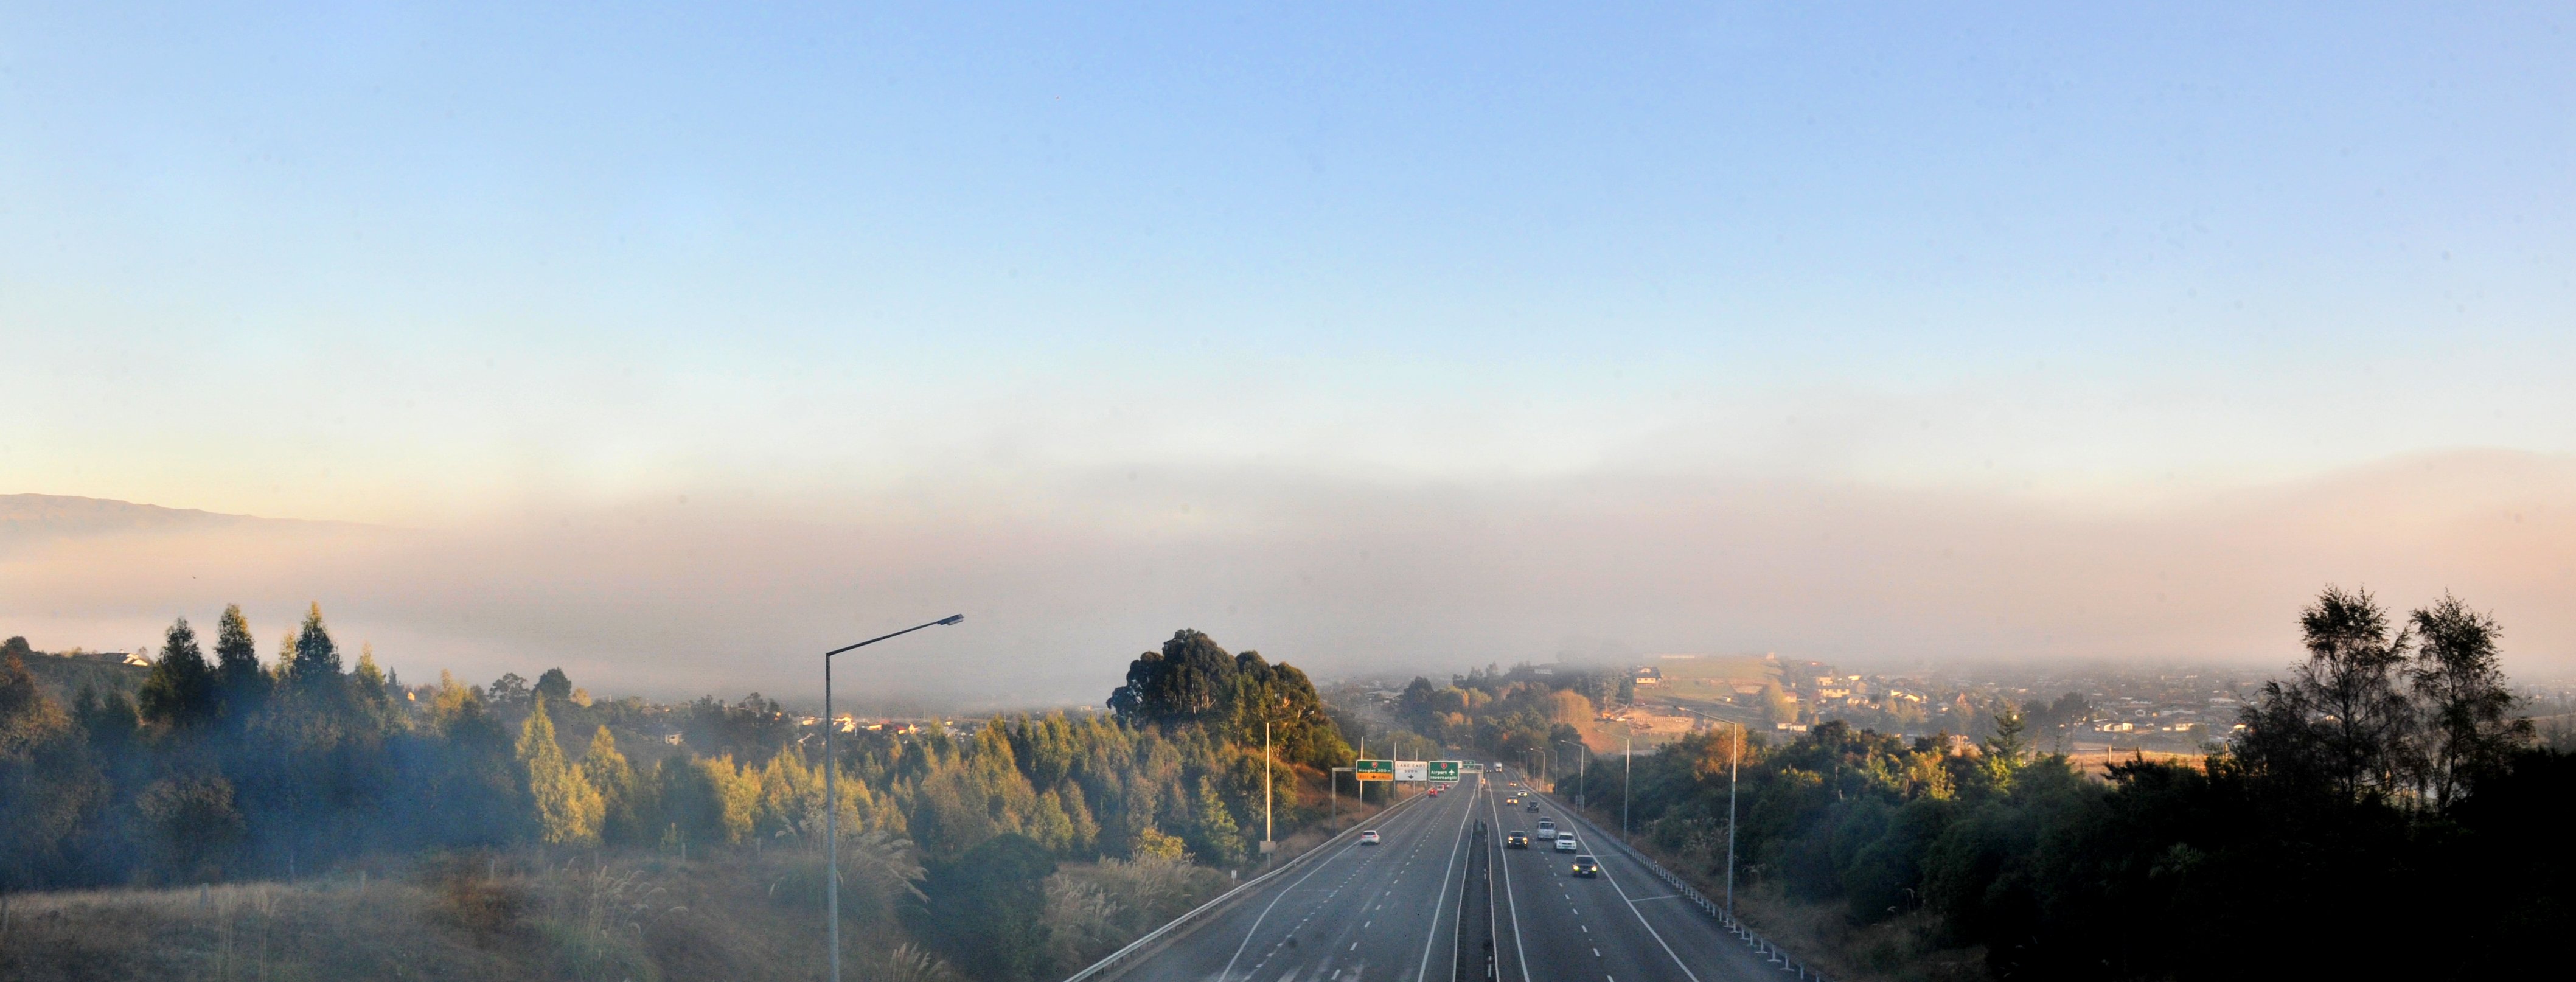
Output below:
[5,4,2573,706]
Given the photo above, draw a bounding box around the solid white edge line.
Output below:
[1555,795,1703,982]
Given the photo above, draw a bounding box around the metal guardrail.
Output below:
[1540,790,1830,982]
[1060,794,1427,982]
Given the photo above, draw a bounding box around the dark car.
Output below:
[1525,801,1540,812]
[1505,830,1530,849]
[1572,855,1600,877]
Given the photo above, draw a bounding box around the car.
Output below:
[1360,830,1380,845]
[1571,855,1600,877]
[1554,834,1579,852]
[1505,796,1519,804]
[1505,831,1530,849]
[1536,818,1557,838]
[1525,802,1540,812]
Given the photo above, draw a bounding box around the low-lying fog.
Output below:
[6,447,2571,709]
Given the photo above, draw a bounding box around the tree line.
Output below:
[1548,586,2567,980]
[1,616,1354,981]
[1389,661,1623,766]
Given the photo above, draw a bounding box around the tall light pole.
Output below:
[1262,717,1273,868]
[1557,738,1586,810]
[823,614,963,982]
[1725,722,1741,920]
[1621,722,1633,839]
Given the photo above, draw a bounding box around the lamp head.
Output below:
[937,614,965,625]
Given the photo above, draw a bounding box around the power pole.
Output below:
[1622,725,1632,838]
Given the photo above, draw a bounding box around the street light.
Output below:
[1618,720,1634,839]
[823,614,963,982]
[1556,738,1587,810]
[1725,720,1741,919]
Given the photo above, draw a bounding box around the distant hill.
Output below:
[0,493,347,552]
[15,650,151,705]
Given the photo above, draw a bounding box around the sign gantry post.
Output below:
[1353,758,1393,808]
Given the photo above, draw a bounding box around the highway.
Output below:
[1117,776,1479,982]
[1480,770,1788,982]
[1104,767,1794,982]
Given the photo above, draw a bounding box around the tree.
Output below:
[0,652,103,890]
[212,605,266,717]
[284,602,342,692]
[487,673,532,712]
[1107,630,1238,726]
[1,636,30,661]
[580,725,646,844]
[352,644,394,717]
[517,697,603,845]
[2239,585,2418,801]
[138,617,219,727]
[1189,780,1241,863]
[2410,594,2530,810]
[535,667,573,705]
[911,832,1058,982]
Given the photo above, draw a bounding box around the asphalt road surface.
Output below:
[1108,767,1792,982]
[1481,771,1788,982]
[1116,776,1478,982]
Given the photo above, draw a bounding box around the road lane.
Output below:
[1481,769,1784,982]
[1118,775,1484,982]
[1103,763,1787,982]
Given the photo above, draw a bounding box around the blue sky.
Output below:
[5,4,2574,692]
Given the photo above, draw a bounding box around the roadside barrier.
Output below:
[1060,794,1427,982]
[1540,791,1829,982]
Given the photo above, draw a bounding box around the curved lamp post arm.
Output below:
[824,613,963,982]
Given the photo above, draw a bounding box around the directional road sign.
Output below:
[1428,761,1461,784]
[1394,761,1428,782]
[1354,759,1394,782]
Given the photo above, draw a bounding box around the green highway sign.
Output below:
[1354,759,1394,782]
[1428,761,1461,784]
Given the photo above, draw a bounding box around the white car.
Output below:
[1536,818,1557,838]
[1554,834,1579,852]
[1360,829,1381,845]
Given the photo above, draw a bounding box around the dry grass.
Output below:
[0,847,934,982]
[1041,855,1230,970]
[0,876,526,981]
[2063,748,2207,779]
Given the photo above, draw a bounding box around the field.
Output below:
[1579,655,1779,752]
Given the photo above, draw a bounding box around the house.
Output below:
[1632,667,1663,686]
[662,733,684,745]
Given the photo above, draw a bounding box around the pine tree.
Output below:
[1191,780,1240,862]
[285,602,341,691]
[212,605,266,717]
[518,697,604,845]
[138,617,218,727]
[352,644,395,720]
